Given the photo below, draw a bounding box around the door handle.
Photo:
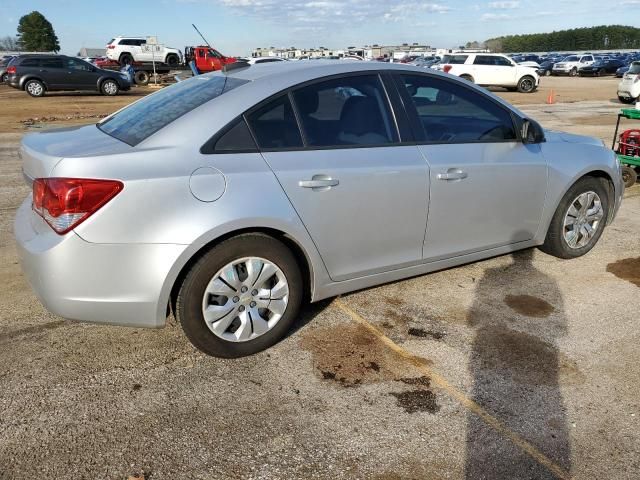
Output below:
[299,174,339,191]
[437,168,468,181]
[39,69,48,72]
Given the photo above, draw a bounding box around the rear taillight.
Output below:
[7,66,16,74]
[32,178,123,234]
[443,64,452,73]
[107,45,115,49]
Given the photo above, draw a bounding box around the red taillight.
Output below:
[32,178,123,234]
[107,45,115,49]
[443,64,452,73]
[7,66,16,74]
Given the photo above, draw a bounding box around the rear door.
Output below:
[36,58,66,88]
[249,73,430,281]
[394,73,547,260]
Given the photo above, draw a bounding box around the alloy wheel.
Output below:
[103,81,117,95]
[563,191,604,249]
[27,82,43,96]
[201,257,289,342]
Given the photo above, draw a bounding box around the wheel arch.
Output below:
[20,76,47,91]
[165,226,315,323]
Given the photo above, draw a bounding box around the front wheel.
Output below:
[539,177,609,259]
[622,166,637,188]
[569,67,578,77]
[544,70,552,77]
[101,79,119,96]
[517,75,536,93]
[176,234,303,357]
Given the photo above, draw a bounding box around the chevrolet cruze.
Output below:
[15,61,623,357]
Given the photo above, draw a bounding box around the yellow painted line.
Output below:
[334,298,572,480]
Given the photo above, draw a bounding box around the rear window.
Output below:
[19,58,41,67]
[98,74,249,146]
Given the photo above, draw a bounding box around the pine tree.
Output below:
[17,11,60,52]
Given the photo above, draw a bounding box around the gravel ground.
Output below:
[0,80,639,479]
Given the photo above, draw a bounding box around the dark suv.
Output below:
[6,55,131,97]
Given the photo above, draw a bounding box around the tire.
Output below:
[459,74,474,83]
[100,79,119,96]
[598,68,606,77]
[618,96,635,104]
[539,177,610,259]
[134,70,149,86]
[119,53,133,66]
[165,54,179,67]
[24,79,45,97]
[0,73,7,83]
[176,234,303,358]
[544,70,551,77]
[622,166,637,188]
[569,67,578,77]
[517,75,536,93]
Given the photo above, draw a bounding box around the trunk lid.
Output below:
[20,124,132,182]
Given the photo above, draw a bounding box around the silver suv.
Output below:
[15,61,623,357]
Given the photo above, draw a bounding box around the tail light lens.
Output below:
[443,64,452,73]
[7,66,16,74]
[32,178,123,234]
[107,45,115,49]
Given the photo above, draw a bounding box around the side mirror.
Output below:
[521,119,545,144]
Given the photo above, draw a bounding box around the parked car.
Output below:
[106,36,183,66]
[15,61,623,357]
[617,61,640,104]
[436,53,539,93]
[552,54,595,76]
[616,64,631,78]
[0,55,16,83]
[578,58,624,76]
[6,55,131,97]
[536,60,555,77]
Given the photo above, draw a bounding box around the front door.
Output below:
[63,57,98,89]
[394,73,547,261]
[247,74,430,281]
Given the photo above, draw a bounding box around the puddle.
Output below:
[606,257,640,288]
[299,323,431,387]
[473,327,584,385]
[504,294,555,318]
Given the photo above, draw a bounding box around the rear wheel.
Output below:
[540,177,609,259]
[24,79,45,97]
[459,74,474,83]
[598,68,606,76]
[622,166,637,188]
[165,54,179,67]
[134,70,149,85]
[517,75,536,93]
[544,70,552,77]
[176,234,303,358]
[619,95,635,104]
[119,53,133,66]
[100,79,119,96]
[0,73,7,83]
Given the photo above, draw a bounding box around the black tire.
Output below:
[544,70,551,77]
[569,67,578,77]
[24,79,45,97]
[619,96,635,104]
[134,70,149,86]
[459,74,474,83]
[119,53,133,66]
[0,73,7,83]
[598,68,606,77]
[517,75,536,93]
[100,79,119,96]
[176,234,303,358]
[539,177,610,259]
[165,54,179,67]
[622,166,637,188]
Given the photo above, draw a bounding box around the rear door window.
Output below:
[245,95,303,149]
[442,55,468,64]
[40,58,63,69]
[20,58,41,67]
[98,74,249,146]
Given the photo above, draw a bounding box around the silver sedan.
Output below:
[15,61,623,357]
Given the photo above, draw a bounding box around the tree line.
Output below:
[484,25,640,53]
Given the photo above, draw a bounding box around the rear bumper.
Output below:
[14,197,187,328]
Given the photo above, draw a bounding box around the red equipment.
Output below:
[617,129,640,157]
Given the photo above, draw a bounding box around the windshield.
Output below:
[563,56,578,62]
[98,74,249,146]
[629,62,640,74]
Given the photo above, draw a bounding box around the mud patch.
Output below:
[473,327,585,385]
[504,294,555,318]
[384,296,404,307]
[391,389,439,414]
[300,323,431,386]
[407,328,446,340]
[0,320,66,344]
[607,257,640,288]
[383,309,411,328]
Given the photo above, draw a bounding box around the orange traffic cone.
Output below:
[546,89,555,104]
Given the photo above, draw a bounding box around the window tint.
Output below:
[494,56,513,66]
[66,58,93,71]
[41,58,63,69]
[211,118,257,153]
[442,55,468,64]
[292,75,397,147]
[246,95,303,149]
[20,58,41,67]
[99,74,249,146]
[473,55,495,65]
[399,74,517,143]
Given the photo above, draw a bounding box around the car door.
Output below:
[247,74,430,281]
[493,55,518,85]
[36,58,67,88]
[394,73,547,261]
[470,55,492,84]
[63,57,99,89]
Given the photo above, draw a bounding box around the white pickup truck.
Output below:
[552,54,595,76]
[433,53,539,93]
[106,36,183,66]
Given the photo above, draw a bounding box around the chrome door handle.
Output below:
[299,175,339,191]
[437,168,468,181]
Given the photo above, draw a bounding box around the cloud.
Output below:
[487,1,520,8]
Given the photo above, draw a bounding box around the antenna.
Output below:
[192,24,211,48]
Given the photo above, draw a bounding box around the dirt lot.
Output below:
[0,77,639,480]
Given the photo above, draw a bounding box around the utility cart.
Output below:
[612,108,640,188]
